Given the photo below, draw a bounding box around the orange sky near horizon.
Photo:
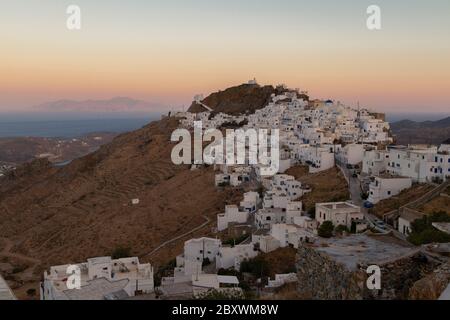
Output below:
[1,0,449,113]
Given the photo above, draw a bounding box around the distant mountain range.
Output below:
[35,97,166,112]
[391,116,450,145]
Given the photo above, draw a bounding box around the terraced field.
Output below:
[0,117,242,299]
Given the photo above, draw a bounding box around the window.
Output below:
[387,191,391,195]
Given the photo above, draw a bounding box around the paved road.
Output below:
[338,164,392,234]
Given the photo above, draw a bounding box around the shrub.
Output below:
[240,256,270,278]
[335,224,349,234]
[26,288,36,296]
[318,221,334,238]
[407,211,450,245]
[195,289,244,300]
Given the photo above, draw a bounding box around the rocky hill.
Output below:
[0,116,242,298]
[0,133,117,165]
[188,83,308,115]
[391,116,450,145]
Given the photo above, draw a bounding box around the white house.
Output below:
[217,205,249,232]
[239,191,260,213]
[315,202,364,228]
[368,175,412,204]
[178,237,221,265]
[398,210,423,236]
[40,256,154,300]
[255,208,287,229]
[362,149,390,175]
[266,273,298,289]
[336,143,364,165]
[270,223,316,248]
[251,233,281,253]
[216,244,258,270]
[364,145,450,183]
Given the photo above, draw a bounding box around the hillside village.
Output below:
[3,81,450,300]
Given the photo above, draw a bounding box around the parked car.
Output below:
[364,201,374,209]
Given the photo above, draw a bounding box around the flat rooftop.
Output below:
[318,202,359,210]
[313,234,417,271]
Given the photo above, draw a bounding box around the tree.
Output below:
[318,221,334,238]
[240,256,270,278]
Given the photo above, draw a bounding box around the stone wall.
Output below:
[409,262,450,300]
[295,244,439,300]
[295,245,365,300]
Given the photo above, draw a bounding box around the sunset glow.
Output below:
[1,0,449,113]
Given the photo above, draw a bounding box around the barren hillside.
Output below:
[0,117,242,298]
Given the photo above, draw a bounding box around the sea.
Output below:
[0,111,448,138]
[0,112,163,138]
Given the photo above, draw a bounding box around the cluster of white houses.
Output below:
[362,144,450,204]
[31,82,449,300]
[40,256,154,300]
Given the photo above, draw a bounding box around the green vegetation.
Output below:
[408,211,450,245]
[154,259,176,287]
[318,221,334,238]
[195,289,244,300]
[240,256,270,278]
[111,246,132,259]
[335,224,349,235]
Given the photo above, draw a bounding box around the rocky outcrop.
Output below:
[295,244,439,300]
[188,83,308,115]
[296,244,366,300]
[409,262,450,300]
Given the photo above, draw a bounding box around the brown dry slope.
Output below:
[0,117,242,296]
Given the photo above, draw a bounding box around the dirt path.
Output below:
[0,238,41,280]
[140,215,211,259]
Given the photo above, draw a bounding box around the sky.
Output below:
[0,0,449,114]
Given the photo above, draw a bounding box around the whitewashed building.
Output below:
[217,205,249,232]
[316,202,364,228]
[40,256,154,300]
[368,175,412,204]
[216,244,258,270]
